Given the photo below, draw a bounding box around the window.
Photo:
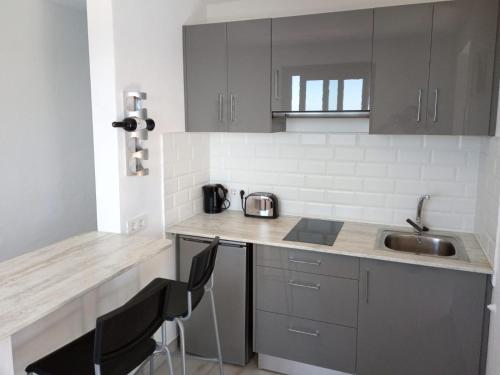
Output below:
[305,80,323,111]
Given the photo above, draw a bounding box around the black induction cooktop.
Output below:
[283,218,344,246]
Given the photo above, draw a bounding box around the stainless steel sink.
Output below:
[375,230,469,261]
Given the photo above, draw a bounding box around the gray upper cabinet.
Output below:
[370,4,433,134]
[357,259,488,375]
[184,23,228,132]
[271,10,373,113]
[371,0,499,135]
[184,20,284,133]
[426,0,499,135]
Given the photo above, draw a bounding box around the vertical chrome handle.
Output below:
[365,269,370,304]
[230,94,236,122]
[417,89,422,123]
[218,93,224,123]
[274,69,280,100]
[433,89,439,123]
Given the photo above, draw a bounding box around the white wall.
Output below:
[0,0,96,262]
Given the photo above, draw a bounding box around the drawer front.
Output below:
[255,310,357,373]
[256,266,358,327]
[256,245,359,279]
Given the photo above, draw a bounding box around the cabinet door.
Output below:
[184,23,228,132]
[370,4,433,134]
[426,0,499,135]
[271,10,373,113]
[357,259,487,375]
[227,19,272,132]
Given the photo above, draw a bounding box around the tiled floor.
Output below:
[149,354,278,375]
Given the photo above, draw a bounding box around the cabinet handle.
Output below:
[288,327,320,337]
[433,89,439,123]
[230,94,236,122]
[274,69,280,99]
[288,280,321,290]
[417,89,422,123]
[365,269,370,304]
[288,257,321,266]
[218,93,224,123]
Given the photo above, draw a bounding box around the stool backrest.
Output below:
[187,236,220,293]
[93,278,170,373]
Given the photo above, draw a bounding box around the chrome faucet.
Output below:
[407,195,430,235]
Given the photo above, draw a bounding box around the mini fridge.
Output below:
[177,235,253,366]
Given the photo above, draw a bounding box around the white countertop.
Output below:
[0,232,171,340]
[167,211,492,275]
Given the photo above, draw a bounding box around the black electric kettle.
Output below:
[202,184,230,214]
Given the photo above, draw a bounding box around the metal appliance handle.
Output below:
[288,257,322,266]
[288,280,321,290]
[180,237,246,248]
[274,70,280,99]
[287,327,320,337]
[218,93,223,123]
[417,89,422,122]
[433,89,439,123]
[365,269,370,303]
[230,94,236,122]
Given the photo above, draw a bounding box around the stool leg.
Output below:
[208,288,224,375]
[149,356,154,374]
[176,318,187,375]
[164,343,174,375]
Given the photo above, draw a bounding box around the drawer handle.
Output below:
[288,280,321,290]
[288,327,320,337]
[288,258,322,266]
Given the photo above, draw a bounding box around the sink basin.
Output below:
[375,230,468,261]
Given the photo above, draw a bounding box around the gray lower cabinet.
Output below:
[184,23,228,132]
[357,259,488,375]
[255,310,357,373]
[370,4,433,134]
[271,10,373,113]
[256,266,358,327]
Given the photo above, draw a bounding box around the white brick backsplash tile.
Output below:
[271,159,299,172]
[386,195,419,209]
[246,134,274,144]
[193,171,210,185]
[328,134,357,146]
[326,162,356,176]
[357,163,387,178]
[178,203,194,221]
[299,160,326,174]
[193,197,204,214]
[253,172,280,185]
[281,200,305,215]
[210,168,230,182]
[397,149,431,164]
[164,209,179,226]
[459,136,481,150]
[174,190,189,206]
[189,186,203,200]
[355,193,386,207]
[424,135,460,150]
[231,170,255,183]
[305,147,334,159]
[274,187,300,200]
[274,133,301,144]
[395,180,428,195]
[304,203,333,217]
[306,175,334,189]
[164,195,174,211]
[173,159,191,176]
[358,134,390,147]
[364,179,394,193]
[431,150,466,165]
[456,167,478,182]
[335,147,364,161]
[390,135,424,148]
[427,182,465,197]
[299,188,326,202]
[301,133,327,145]
[363,207,394,224]
[333,177,363,191]
[230,144,255,157]
[164,178,178,195]
[365,148,397,163]
[333,205,363,220]
[179,175,194,190]
[388,164,421,180]
[279,174,305,187]
[256,145,278,158]
[393,209,415,226]
[280,145,305,159]
[422,166,456,180]
[326,191,355,204]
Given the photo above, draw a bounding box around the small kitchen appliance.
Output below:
[242,192,279,219]
[202,184,230,214]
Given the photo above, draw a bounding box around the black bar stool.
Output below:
[156,236,224,375]
[25,278,171,375]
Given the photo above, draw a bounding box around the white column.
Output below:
[0,336,14,375]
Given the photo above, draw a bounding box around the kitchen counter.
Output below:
[0,231,171,341]
[167,211,492,275]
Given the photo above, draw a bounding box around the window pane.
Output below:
[328,80,338,111]
[305,80,323,111]
[343,79,363,110]
[291,75,300,111]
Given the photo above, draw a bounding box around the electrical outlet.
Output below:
[230,188,238,197]
[126,214,148,234]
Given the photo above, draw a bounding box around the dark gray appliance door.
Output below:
[271,10,373,113]
[178,236,250,366]
[370,4,433,134]
[227,19,272,132]
[357,259,487,375]
[425,0,499,135]
[184,23,228,132]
